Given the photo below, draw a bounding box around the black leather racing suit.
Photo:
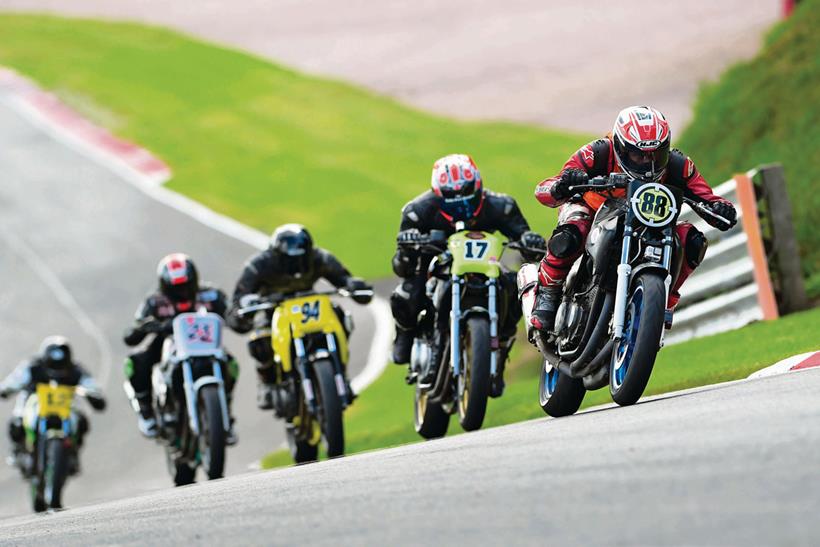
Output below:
[391,190,533,341]
[123,284,236,400]
[226,247,358,382]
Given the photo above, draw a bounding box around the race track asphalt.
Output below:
[0,96,378,518]
[1,367,817,545]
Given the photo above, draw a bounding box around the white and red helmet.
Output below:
[430,154,484,221]
[612,106,671,182]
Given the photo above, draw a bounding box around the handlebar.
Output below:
[235,287,374,317]
[566,174,736,228]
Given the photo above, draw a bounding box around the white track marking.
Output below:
[0,228,114,388]
[0,83,392,393]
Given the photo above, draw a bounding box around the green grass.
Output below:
[262,306,820,467]
[0,14,590,279]
[678,0,820,286]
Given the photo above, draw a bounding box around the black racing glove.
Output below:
[396,229,422,245]
[88,394,107,411]
[552,169,588,201]
[519,231,547,262]
[707,201,737,231]
[346,277,373,304]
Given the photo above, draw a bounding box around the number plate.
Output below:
[630,183,678,227]
[173,313,223,356]
[463,240,490,261]
[291,300,322,324]
[36,384,75,419]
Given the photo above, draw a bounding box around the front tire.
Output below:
[43,438,68,510]
[610,273,665,406]
[539,358,586,417]
[314,360,344,458]
[457,316,491,431]
[198,385,226,480]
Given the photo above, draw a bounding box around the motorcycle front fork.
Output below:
[181,361,231,437]
[449,276,500,379]
[293,335,350,416]
[612,229,673,342]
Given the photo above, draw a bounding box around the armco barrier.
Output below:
[666,171,780,345]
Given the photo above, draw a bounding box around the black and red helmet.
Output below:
[157,253,199,307]
[270,224,314,278]
[612,106,671,182]
[430,154,485,222]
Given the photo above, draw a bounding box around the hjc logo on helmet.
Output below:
[636,140,661,149]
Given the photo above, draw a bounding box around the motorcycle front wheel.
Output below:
[39,437,67,511]
[457,316,491,431]
[609,273,665,405]
[314,359,344,458]
[198,384,226,480]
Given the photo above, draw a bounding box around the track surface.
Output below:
[1,0,780,133]
[1,368,817,545]
[0,97,376,517]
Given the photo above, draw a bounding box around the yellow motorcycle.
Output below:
[21,382,101,511]
[238,286,372,463]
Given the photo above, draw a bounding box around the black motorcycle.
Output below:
[518,173,735,417]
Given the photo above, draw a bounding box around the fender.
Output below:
[461,306,489,321]
[629,263,669,287]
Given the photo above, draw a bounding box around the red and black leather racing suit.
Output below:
[535,137,732,309]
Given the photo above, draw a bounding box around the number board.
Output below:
[630,183,678,227]
[463,240,490,261]
[174,313,222,355]
[36,384,75,419]
[292,300,322,324]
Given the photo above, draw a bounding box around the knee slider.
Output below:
[685,229,708,269]
[547,224,583,259]
[248,332,273,365]
[8,419,23,443]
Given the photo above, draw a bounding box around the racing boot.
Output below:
[257,382,275,410]
[135,394,158,439]
[392,327,414,365]
[272,374,299,419]
[226,419,238,446]
[489,338,516,398]
[530,284,563,333]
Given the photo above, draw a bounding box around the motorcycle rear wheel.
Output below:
[457,316,491,431]
[609,273,665,405]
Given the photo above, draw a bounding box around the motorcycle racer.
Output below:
[391,154,546,391]
[123,253,239,442]
[226,224,373,413]
[530,106,737,333]
[0,336,106,475]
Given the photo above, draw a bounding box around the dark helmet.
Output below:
[430,154,485,222]
[39,336,72,371]
[612,105,671,182]
[157,253,199,308]
[270,224,313,278]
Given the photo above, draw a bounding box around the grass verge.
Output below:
[678,0,820,290]
[0,14,590,279]
[262,306,820,467]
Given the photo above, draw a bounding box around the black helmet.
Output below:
[157,253,199,308]
[39,336,72,371]
[270,224,313,278]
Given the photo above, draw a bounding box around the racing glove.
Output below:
[519,231,547,262]
[346,277,373,304]
[396,228,422,245]
[552,169,588,201]
[707,201,737,231]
